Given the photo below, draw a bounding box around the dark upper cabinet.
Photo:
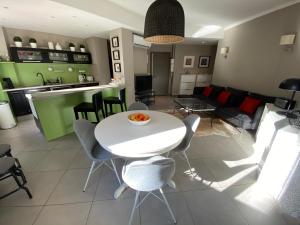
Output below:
[10,47,92,64]
[71,52,92,64]
[10,47,47,63]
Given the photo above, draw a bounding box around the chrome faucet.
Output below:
[36,72,46,85]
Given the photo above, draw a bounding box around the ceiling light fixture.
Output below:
[50,16,56,19]
[192,25,221,38]
[3,6,8,9]
[144,0,185,44]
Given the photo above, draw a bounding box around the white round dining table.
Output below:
[94,110,186,158]
[94,110,186,199]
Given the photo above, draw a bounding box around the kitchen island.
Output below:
[24,83,121,141]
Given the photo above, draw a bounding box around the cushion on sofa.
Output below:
[203,86,213,97]
[209,85,225,100]
[216,107,253,129]
[239,97,262,115]
[217,91,231,105]
[226,87,248,107]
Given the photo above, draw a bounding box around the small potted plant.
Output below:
[69,43,76,52]
[79,44,86,52]
[13,36,22,47]
[29,38,37,48]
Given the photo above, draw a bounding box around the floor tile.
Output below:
[203,158,257,190]
[0,206,42,225]
[174,157,219,192]
[47,169,100,205]
[184,189,248,225]
[226,184,287,225]
[140,192,194,225]
[94,166,135,201]
[34,202,91,225]
[34,149,78,171]
[15,150,50,172]
[0,171,64,206]
[87,198,140,225]
[68,150,91,169]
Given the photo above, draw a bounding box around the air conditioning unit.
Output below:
[133,34,151,48]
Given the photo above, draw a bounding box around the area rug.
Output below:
[159,109,239,137]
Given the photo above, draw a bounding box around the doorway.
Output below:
[151,52,171,95]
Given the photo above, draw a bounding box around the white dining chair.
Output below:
[122,156,177,225]
[73,119,121,192]
[128,102,149,111]
[169,114,200,174]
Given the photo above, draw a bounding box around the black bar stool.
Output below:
[0,157,32,199]
[73,91,105,122]
[103,88,127,117]
[0,144,21,168]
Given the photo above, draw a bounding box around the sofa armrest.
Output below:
[251,104,265,130]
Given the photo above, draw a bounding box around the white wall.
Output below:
[213,3,300,108]
[109,28,135,105]
[85,37,111,84]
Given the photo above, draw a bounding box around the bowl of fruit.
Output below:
[128,112,151,126]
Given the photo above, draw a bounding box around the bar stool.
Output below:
[73,91,105,123]
[103,88,127,117]
[0,144,21,168]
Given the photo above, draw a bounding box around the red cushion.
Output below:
[239,97,262,115]
[203,86,213,97]
[217,91,231,105]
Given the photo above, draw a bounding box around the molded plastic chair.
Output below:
[128,102,149,111]
[73,119,121,192]
[0,157,32,199]
[122,156,177,225]
[169,114,200,173]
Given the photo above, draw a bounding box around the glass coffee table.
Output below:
[173,97,217,126]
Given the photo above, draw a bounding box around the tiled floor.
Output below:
[0,97,291,225]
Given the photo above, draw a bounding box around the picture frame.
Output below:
[199,56,210,68]
[112,50,120,60]
[114,63,121,73]
[111,36,119,48]
[183,56,195,68]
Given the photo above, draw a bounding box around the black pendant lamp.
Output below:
[144,0,185,44]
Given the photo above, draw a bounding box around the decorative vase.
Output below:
[48,42,54,49]
[30,43,37,48]
[15,41,22,47]
[55,43,62,50]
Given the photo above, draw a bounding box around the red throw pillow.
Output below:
[203,86,213,97]
[239,97,262,115]
[217,91,231,105]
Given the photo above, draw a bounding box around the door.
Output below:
[152,52,170,95]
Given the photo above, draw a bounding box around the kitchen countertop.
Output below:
[3,82,99,92]
[27,83,121,99]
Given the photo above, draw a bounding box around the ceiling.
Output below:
[0,0,298,43]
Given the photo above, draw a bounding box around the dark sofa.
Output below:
[192,85,275,130]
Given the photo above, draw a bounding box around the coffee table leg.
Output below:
[167,180,176,189]
[114,183,128,199]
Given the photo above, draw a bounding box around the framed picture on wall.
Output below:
[111,36,119,48]
[199,56,210,68]
[114,63,121,72]
[183,56,195,68]
[112,50,120,60]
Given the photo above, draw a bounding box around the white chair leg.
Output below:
[128,191,140,225]
[183,152,194,175]
[159,189,177,224]
[83,161,96,192]
[111,159,121,184]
